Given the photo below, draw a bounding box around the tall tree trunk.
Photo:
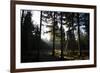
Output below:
[71,13,75,51]
[37,11,42,61]
[52,12,56,56]
[60,12,64,59]
[77,13,81,59]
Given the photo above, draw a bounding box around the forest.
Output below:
[21,10,90,63]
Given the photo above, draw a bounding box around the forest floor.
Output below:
[21,39,89,63]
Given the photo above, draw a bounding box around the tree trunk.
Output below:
[60,12,64,59]
[52,12,56,56]
[77,13,81,59]
[37,11,42,61]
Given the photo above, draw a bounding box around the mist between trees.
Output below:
[21,10,89,63]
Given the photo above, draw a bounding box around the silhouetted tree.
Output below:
[79,13,89,59]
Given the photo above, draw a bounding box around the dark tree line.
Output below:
[21,10,41,62]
